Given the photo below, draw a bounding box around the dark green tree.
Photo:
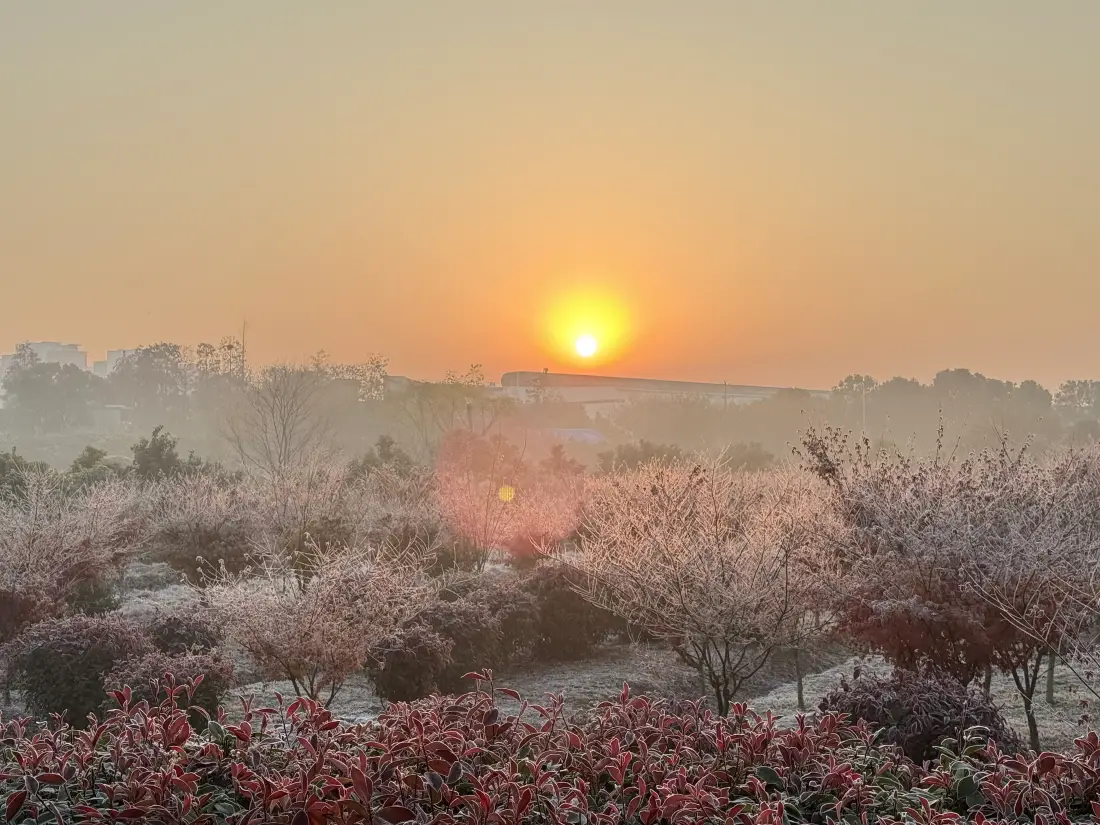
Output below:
[130,425,181,479]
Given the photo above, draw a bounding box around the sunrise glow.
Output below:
[543,287,633,367]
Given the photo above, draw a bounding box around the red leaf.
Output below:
[350,765,373,803]
[375,805,416,823]
[6,790,28,820]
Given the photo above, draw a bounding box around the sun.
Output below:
[575,334,598,358]
[542,285,633,365]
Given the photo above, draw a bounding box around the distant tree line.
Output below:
[4,336,1099,467]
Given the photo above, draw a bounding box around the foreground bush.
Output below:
[819,668,1023,763]
[2,677,1098,824]
[2,614,153,725]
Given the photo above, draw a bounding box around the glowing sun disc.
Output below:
[575,334,598,358]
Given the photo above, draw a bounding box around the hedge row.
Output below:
[2,675,1097,823]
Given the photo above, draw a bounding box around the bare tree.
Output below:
[574,459,834,715]
[223,365,331,476]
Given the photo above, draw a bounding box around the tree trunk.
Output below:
[1045,650,1056,705]
[713,681,730,717]
[982,665,993,700]
[1022,693,1041,752]
[794,647,805,712]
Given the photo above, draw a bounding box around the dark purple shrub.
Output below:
[525,564,622,659]
[422,599,501,693]
[818,667,1023,763]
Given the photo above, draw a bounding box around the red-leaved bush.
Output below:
[2,672,1099,823]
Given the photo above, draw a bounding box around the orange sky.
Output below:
[1,3,1098,389]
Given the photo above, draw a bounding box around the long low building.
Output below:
[499,370,827,415]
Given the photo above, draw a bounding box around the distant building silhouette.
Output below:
[500,370,827,416]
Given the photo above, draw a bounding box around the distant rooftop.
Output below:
[500,370,827,398]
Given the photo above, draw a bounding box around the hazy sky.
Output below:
[2,2,1098,389]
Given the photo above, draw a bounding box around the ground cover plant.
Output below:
[2,675,1099,824]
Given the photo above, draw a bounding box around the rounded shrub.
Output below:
[103,650,234,728]
[423,599,502,693]
[818,667,1023,763]
[367,624,453,702]
[3,614,154,725]
[524,565,622,660]
[146,610,224,655]
[467,576,540,664]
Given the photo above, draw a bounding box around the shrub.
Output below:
[64,575,121,615]
[284,514,354,569]
[525,564,622,660]
[0,592,46,648]
[0,473,139,644]
[154,521,254,583]
[146,610,224,655]
[818,668,1023,763]
[2,614,154,725]
[367,624,453,702]
[468,576,541,664]
[103,650,233,728]
[2,682,1098,824]
[422,598,502,693]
